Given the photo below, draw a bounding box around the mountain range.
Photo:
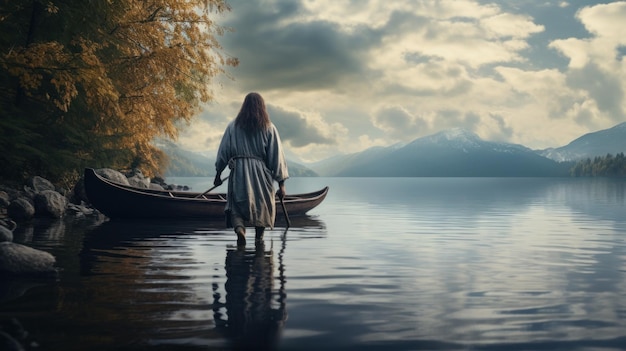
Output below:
[162,122,626,177]
[313,128,570,177]
[537,122,626,162]
[158,140,317,177]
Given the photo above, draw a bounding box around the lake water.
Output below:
[2,177,626,351]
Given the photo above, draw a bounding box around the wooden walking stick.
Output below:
[280,195,291,228]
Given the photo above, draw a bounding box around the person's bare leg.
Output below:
[235,226,246,246]
[232,214,246,246]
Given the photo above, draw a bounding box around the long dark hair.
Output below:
[235,92,271,132]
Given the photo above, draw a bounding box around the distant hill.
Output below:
[310,129,570,177]
[157,140,214,177]
[287,162,319,177]
[159,122,625,177]
[158,141,318,177]
[538,122,626,162]
[309,143,404,176]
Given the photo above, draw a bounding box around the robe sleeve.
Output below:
[266,124,289,182]
[215,123,233,174]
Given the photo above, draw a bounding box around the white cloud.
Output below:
[480,12,544,39]
[577,2,626,43]
[372,106,429,139]
[189,0,626,163]
[492,66,602,145]
[550,2,626,69]
[414,0,500,19]
[267,105,336,148]
[300,0,398,29]
[370,16,537,71]
[548,2,626,124]
[177,119,228,153]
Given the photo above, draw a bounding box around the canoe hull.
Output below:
[84,168,328,220]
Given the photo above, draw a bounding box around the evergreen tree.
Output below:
[570,153,626,177]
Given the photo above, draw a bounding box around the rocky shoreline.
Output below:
[0,168,190,351]
[0,168,187,277]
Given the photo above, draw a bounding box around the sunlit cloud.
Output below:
[190,0,626,162]
[268,105,336,148]
[549,1,626,124]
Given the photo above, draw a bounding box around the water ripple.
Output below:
[4,178,626,350]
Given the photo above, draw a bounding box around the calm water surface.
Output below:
[2,177,626,351]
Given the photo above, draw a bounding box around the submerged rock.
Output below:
[0,242,56,276]
[66,203,95,218]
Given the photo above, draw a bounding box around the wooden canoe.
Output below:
[83,168,329,220]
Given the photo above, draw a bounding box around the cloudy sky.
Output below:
[177,0,626,163]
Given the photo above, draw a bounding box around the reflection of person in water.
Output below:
[213,240,287,350]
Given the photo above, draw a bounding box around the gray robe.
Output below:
[215,121,289,228]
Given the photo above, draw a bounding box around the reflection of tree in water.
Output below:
[214,238,287,350]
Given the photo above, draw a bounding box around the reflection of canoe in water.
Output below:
[84,216,326,240]
[84,168,329,220]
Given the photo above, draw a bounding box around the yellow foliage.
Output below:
[1,0,237,179]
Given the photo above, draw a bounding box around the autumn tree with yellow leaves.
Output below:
[0,0,237,183]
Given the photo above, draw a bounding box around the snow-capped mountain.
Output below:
[405,128,529,154]
[311,129,569,177]
[419,128,483,147]
[538,122,626,162]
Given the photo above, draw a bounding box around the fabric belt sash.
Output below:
[228,155,265,169]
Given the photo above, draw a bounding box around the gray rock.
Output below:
[124,168,144,177]
[70,176,88,204]
[21,186,36,200]
[152,175,167,187]
[95,168,129,185]
[0,226,12,242]
[149,183,164,190]
[7,198,35,222]
[0,219,16,231]
[26,176,55,192]
[34,190,67,219]
[126,168,151,188]
[66,203,95,218]
[11,226,33,244]
[0,242,56,276]
[0,191,10,208]
[127,175,149,188]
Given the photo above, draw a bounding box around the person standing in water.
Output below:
[214,92,289,246]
